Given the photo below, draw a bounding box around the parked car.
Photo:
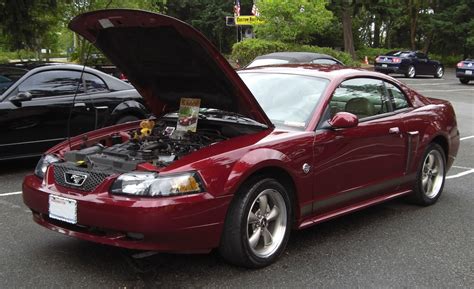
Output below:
[456,59,474,84]
[23,10,459,269]
[374,50,444,78]
[0,62,148,160]
[246,52,344,68]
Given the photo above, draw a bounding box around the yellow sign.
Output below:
[235,16,264,26]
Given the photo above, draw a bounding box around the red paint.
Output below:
[22,10,460,254]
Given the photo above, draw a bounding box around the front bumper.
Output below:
[22,174,232,252]
[456,68,474,80]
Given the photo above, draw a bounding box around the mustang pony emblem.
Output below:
[64,172,88,187]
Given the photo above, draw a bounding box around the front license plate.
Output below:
[466,70,472,75]
[49,194,77,224]
[382,64,387,67]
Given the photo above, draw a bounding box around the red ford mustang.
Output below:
[22,10,460,268]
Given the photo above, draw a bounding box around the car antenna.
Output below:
[67,45,92,150]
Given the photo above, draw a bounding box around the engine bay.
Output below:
[62,116,262,173]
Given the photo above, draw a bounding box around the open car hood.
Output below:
[69,9,272,127]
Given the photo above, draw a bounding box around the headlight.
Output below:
[34,154,61,179]
[110,171,204,197]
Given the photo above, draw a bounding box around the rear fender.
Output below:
[110,100,148,123]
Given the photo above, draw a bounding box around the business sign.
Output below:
[235,16,264,26]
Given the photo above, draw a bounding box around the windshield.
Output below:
[0,67,28,95]
[247,59,289,68]
[239,72,329,129]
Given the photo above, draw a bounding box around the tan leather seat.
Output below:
[344,97,375,119]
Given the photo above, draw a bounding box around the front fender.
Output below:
[224,149,292,195]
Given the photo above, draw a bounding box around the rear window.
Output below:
[247,59,289,68]
[387,51,412,58]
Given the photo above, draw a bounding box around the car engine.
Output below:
[63,119,231,173]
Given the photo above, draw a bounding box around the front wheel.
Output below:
[405,65,416,78]
[434,66,444,78]
[459,78,470,84]
[219,178,292,268]
[410,143,446,206]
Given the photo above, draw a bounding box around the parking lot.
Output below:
[0,68,472,288]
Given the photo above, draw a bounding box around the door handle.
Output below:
[73,102,86,107]
[389,127,400,134]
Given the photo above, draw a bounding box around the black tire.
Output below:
[409,143,446,206]
[219,177,292,268]
[459,78,469,84]
[405,65,416,78]
[434,66,444,78]
[115,115,140,124]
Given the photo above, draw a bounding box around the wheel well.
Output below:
[432,135,448,159]
[246,166,299,224]
[114,110,144,123]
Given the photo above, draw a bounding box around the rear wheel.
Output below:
[219,178,292,268]
[410,143,446,206]
[459,78,470,84]
[434,66,444,78]
[405,65,416,78]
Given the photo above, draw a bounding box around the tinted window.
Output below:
[0,67,28,94]
[311,59,338,65]
[18,70,83,97]
[330,78,387,119]
[239,72,329,129]
[385,82,409,110]
[416,53,427,59]
[83,73,108,93]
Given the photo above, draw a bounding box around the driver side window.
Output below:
[329,78,386,120]
[18,70,83,98]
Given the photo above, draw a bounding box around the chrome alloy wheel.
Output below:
[421,150,445,198]
[407,66,416,78]
[436,66,444,78]
[247,189,287,258]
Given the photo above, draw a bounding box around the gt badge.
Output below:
[64,172,88,187]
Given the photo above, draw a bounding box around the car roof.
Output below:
[255,52,336,62]
[239,64,399,82]
[0,61,63,70]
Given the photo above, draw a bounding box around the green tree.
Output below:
[254,0,333,44]
[0,0,60,58]
[155,0,235,53]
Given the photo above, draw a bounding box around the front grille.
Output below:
[52,163,110,192]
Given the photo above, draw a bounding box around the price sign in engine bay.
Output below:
[177,98,201,133]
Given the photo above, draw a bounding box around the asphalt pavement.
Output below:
[0,68,473,288]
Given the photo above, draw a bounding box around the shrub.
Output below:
[231,39,291,67]
[231,38,360,67]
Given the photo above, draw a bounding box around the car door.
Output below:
[415,52,430,74]
[310,77,407,214]
[0,69,96,159]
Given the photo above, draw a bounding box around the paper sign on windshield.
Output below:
[177,98,201,132]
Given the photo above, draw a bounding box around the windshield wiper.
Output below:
[199,109,268,128]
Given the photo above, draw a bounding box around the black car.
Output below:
[374,51,444,78]
[456,59,474,84]
[246,52,344,68]
[0,62,148,160]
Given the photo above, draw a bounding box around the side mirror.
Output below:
[328,112,358,129]
[10,92,33,106]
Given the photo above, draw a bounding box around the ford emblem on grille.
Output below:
[64,171,88,187]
